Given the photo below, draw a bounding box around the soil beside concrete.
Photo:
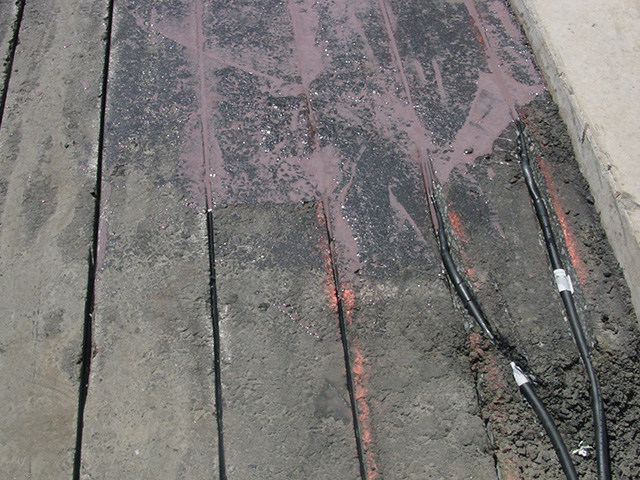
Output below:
[439,93,640,479]
[521,95,640,479]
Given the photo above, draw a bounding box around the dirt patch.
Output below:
[441,92,640,478]
[521,94,640,479]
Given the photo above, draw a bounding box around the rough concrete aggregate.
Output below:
[80,2,219,477]
[0,1,18,117]
[1,0,639,478]
[214,202,361,479]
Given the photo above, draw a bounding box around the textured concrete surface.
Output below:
[511,0,640,317]
[214,203,361,479]
[0,0,107,477]
[0,2,15,57]
[350,275,498,479]
[80,2,220,477]
[1,0,640,478]
[0,1,18,119]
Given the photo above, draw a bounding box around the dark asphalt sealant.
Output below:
[206,209,227,480]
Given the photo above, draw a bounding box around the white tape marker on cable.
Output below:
[511,362,530,387]
[553,269,574,294]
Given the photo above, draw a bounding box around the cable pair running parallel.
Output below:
[422,120,610,480]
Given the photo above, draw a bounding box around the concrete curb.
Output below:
[510,0,640,318]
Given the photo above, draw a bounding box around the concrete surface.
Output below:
[78,0,508,477]
[0,0,106,476]
[80,2,220,477]
[0,1,15,64]
[511,0,640,317]
[0,1,18,124]
[1,0,640,478]
[214,203,361,479]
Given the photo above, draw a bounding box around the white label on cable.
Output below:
[553,269,574,294]
[510,362,530,386]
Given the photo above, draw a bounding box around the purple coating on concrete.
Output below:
[434,0,544,181]
[3,0,640,477]
[121,0,545,283]
[90,0,549,344]
[89,4,548,475]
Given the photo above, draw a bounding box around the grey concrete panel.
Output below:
[0,2,16,54]
[213,203,360,479]
[350,276,498,480]
[0,0,108,476]
[0,0,17,115]
[80,2,219,478]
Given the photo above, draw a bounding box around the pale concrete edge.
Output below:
[509,0,640,320]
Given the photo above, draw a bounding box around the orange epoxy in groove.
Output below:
[343,283,380,480]
[447,208,469,245]
[318,203,379,480]
[537,158,588,285]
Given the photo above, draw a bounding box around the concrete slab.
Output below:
[0,0,107,476]
[197,0,503,476]
[80,2,219,477]
[0,1,16,62]
[510,0,640,317]
[0,0,19,124]
[350,275,498,479]
[0,0,635,477]
[214,203,361,479]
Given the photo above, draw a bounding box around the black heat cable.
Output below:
[432,197,496,342]
[321,202,368,480]
[511,363,579,480]
[516,120,611,480]
[422,160,579,480]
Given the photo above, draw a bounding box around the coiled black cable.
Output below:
[516,120,611,480]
